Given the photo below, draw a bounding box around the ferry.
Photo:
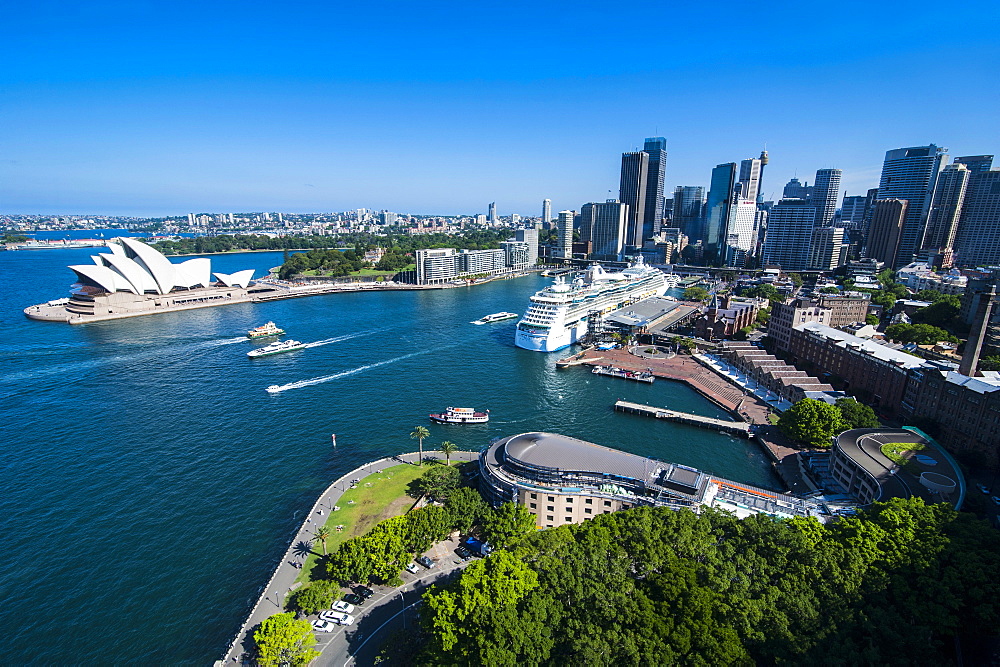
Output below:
[592,365,655,383]
[472,312,518,325]
[429,407,490,424]
[515,257,670,352]
[247,340,306,358]
[248,321,285,338]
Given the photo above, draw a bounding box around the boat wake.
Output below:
[302,331,371,349]
[201,337,247,348]
[265,345,449,393]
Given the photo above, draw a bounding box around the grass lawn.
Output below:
[295,462,432,585]
[880,441,927,472]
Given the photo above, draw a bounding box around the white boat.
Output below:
[248,340,306,358]
[515,257,669,352]
[429,407,489,424]
[248,321,285,338]
[472,311,518,325]
[265,385,282,393]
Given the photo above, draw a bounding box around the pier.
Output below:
[614,400,751,437]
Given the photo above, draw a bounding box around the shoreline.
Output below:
[218,449,480,665]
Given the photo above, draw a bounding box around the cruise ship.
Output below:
[515,258,670,352]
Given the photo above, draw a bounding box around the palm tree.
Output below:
[410,425,430,465]
[440,440,457,466]
[313,525,331,556]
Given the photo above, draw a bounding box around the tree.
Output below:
[313,525,331,556]
[287,581,336,614]
[819,286,840,294]
[684,286,710,302]
[777,398,850,448]
[445,487,489,534]
[253,613,320,667]
[911,296,961,327]
[835,398,881,429]
[414,465,461,501]
[481,502,536,548]
[885,322,959,345]
[788,273,804,288]
[410,425,430,465]
[865,314,879,326]
[440,440,458,466]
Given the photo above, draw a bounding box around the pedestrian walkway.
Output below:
[695,353,794,413]
[218,449,480,665]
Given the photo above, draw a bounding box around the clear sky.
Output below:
[2,0,998,217]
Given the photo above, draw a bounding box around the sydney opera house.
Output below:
[24,237,257,324]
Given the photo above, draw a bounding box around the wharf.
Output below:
[614,400,750,436]
[593,366,654,383]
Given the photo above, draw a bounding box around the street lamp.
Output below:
[399,590,406,630]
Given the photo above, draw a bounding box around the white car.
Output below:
[406,562,419,574]
[331,601,355,614]
[319,610,355,626]
[311,619,337,633]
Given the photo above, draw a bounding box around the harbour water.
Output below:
[0,248,778,663]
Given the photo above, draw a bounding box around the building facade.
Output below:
[672,185,706,242]
[642,137,667,242]
[954,169,1000,267]
[761,198,815,270]
[875,145,949,268]
[866,199,908,267]
[812,168,842,226]
[619,152,649,249]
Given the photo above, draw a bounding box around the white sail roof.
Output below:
[214,269,255,288]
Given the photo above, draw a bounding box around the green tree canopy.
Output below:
[885,322,959,345]
[835,398,881,429]
[411,465,461,501]
[445,487,489,535]
[911,296,961,327]
[481,501,536,549]
[777,398,850,447]
[253,613,320,667]
[683,286,710,302]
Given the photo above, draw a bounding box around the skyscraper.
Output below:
[513,227,539,266]
[922,163,970,267]
[954,155,994,173]
[809,227,846,270]
[619,151,649,248]
[642,137,667,242]
[954,169,1000,267]
[738,157,762,202]
[782,177,812,200]
[581,200,628,261]
[672,186,706,241]
[876,144,949,268]
[811,168,842,226]
[840,195,869,226]
[867,199,909,268]
[488,201,497,223]
[541,199,552,226]
[557,210,575,260]
[761,198,816,270]
[705,163,737,256]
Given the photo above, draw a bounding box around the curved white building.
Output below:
[26,237,257,324]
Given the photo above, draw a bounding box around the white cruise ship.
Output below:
[515,258,670,352]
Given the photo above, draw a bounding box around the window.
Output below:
[529,503,537,509]
[585,508,592,514]
[547,506,554,512]
[565,517,573,522]
[530,493,537,499]
[546,516,553,522]
[565,497,573,503]
[547,496,554,502]
[604,500,612,507]
[585,498,593,504]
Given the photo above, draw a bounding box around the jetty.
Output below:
[614,400,751,437]
[592,366,654,383]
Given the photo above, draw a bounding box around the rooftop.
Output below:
[794,321,930,370]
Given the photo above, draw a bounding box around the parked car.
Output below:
[455,546,473,560]
[319,611,355,626]
[311,619,337,632]
[342,593,364,606]
[405,562,420,574]
[416,555,436,569]
[992,496,1000,506]
[356,585,374,599]
[331,601,355,614]
[977,483,991,494]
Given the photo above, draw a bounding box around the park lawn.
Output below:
[295,462,430,585]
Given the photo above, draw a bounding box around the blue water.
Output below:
[0,248,778,663]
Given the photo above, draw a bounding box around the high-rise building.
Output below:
[954,155,994,173]
[581,200,628,261]
[922,163,970,267]
[705,163,737,256]
[812,169,842,226]
[782,177,812,200]
[809,227,847,270]
[488,202,497,223]
[866,199,909,267]
[512,227,539,266]
[876,144,949,268]
[761,198,816,270]
[672,186,706,242]
[954,169,1000,267]
[840,195,869,226]
[557,210,575,260]
[541,199,552,226]
[619,151,649,248]
[642,137,667,242]
[738,158,762,202]
[723,199,758,267]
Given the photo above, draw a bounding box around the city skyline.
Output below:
[2,1,999,216]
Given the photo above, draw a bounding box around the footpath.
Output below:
[218,449,480,665]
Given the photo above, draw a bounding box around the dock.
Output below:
[614,400,750,437]
[592,366,654,383]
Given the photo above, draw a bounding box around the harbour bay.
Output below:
[0,248,779,663]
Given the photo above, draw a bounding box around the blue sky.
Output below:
[2,0,998,217]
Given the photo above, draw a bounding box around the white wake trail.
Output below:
[265,345,448,393]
